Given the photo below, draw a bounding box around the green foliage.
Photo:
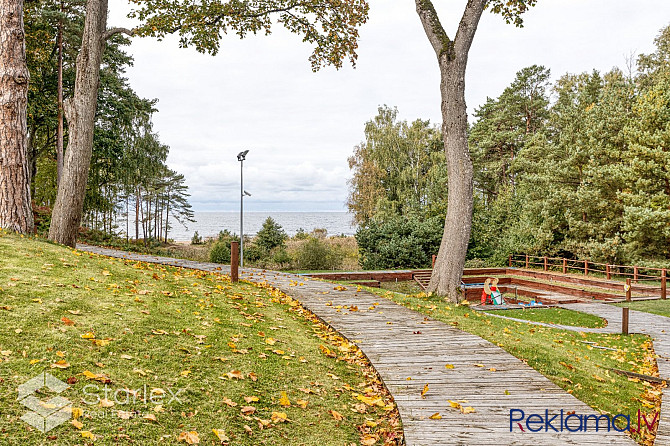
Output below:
[466,26,670,266]
[255,217,287,252]
[129,0,369,71]
[487,0,538,27]
[355,215,444,269]
[294,237,344,270]
[32,204,52,236]
[209,240,231,264]
[347,106,447,225]
[191,231,203,245]
[294,228,309,240]
[218,229,238,243]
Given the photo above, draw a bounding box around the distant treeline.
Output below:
[348,25,670,268]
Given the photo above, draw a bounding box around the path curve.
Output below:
[77,245,635,445]
[484,303,670,444]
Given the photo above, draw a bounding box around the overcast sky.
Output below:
[107,0,669,212]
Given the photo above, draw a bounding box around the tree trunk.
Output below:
[135,188,140,241]
[164,192,169,242]
[56,2,64,186]
[428,60,474,301]
[0,0,33,233]
[48,0,109,247]
[415,0,485,302]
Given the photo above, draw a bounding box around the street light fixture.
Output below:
[237,150,249,267]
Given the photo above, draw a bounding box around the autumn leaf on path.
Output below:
[429,412,442,420]
[421,384,429,399]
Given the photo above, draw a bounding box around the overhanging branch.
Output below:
[103,27,135,40]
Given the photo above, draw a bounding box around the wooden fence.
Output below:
[509,254,667,300]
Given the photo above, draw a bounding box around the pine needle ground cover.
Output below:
[351,285,663,446]
[0,234,401,445]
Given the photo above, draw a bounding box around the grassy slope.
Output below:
[0,234,399,445]
[352,286,663,445]
[615,300,670,318]
[484,307,607,328]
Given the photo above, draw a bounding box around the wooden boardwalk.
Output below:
[77,245,635,445]
[561,303,670,445]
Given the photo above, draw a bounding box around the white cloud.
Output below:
[107,0,670,211]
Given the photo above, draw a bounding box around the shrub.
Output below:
[32,204,52,235]
[295,237,343,270]
[271,246,292,266]
[191,231,203,245]
[209,241,231,263]
[294,228,309,240]
[355,215,444,269]
[256,217,287,252]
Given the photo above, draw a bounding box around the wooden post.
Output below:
[584,260,589,276]
[508,255,512,267]
[543,256,548,271]
[626,278,632,302]
[606,264,611,280]
[432,255,436,269]
[633,266,638,284]
[662,269,667,300]
[562,258,567,274]
[230,241,239,283]
[622,307,629,335]
[525,254,529,269]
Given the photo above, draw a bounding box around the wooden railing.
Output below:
[509,254,667,300]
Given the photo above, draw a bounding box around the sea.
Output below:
[168,211,357,242]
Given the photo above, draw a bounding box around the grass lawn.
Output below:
[0,234,401,445]
[615,300,670,318]
[484,307,607,328]
[348,286,663,445]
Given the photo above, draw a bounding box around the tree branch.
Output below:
[103,27,135,40]
[454,0,487,58]
[414,0,454,61]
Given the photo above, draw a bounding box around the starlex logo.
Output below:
[510,409,659,434]
[17,372,72,433]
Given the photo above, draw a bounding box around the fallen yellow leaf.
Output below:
[279,391,291,407]
[178,431,200,444]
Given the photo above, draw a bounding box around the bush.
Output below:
[256,217,287,252]
[295,237,343,270]
[294,228,309,240]
[271,246,292,266]
[209,241,231,263]
[32,204,52,235]
[355,215,444,269]
[191,231,203,245]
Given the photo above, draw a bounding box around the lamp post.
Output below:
[237,150,249,267]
